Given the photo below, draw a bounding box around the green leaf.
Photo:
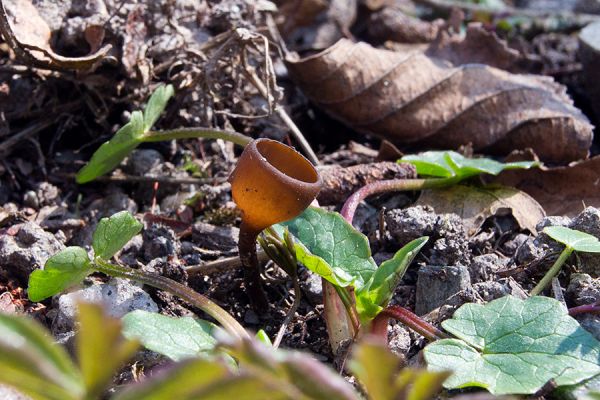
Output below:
[143,84,174,132]
[544,226,600,253]
[76,302,139,399]
[424,296,600,395]
[356,237,428,321]
[256,329,273,346]
[0,313,83,400]
[280,207,377,288]
[401,151,538,179]
[113,358,234,400]
[28,246,92,302]
[76,110,144,183]
[76,84,174,184]
[92,211,143,259]
[121,311,219,361]
[350,337,448,400]
[223,336,358,400]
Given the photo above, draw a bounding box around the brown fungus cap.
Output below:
[229,138,322,233]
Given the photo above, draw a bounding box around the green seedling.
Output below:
[424,296,600,395]
[28,210,249,340]
[341,150,539,223]
[531,226,600,296]
[76,85,252,184]
[0,302,447,400]
[271,207,440,350]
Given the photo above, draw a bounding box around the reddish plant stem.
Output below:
[375,306,448,342]
[569,303,600,316]
[340,178,455,224]
[238,223,269,313]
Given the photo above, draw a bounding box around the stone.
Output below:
[299,270,323,304]
[473,278,527,302]
[567,273,600,306]
[191,222,239,254]
[142,225,180,261]
[387,323,411,358]
[52,278,158,334]
[415,265,471,315]
[468,254,507,282]
[125,149,165,176]
[0,222,64,283]
[385,206,437,244]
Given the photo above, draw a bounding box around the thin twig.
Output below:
[56,172,227,186]
[0,119,55,157]
[273,278,302,348]
[185,250,269,275]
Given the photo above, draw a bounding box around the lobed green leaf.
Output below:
[544,226,600,253]
[122,311,219,361]
[28,246,92,302]
[92,211,143,259]
[401,150,538,180]
[424,296,600,395]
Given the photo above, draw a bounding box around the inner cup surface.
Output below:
[256,140,319,184]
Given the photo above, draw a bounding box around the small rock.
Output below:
[473,278,527,302]
[191,222,239,254]
[34,182,59,207]
[243,309,259,325]
[388,323,411,358]
[125,149,165,176]
[52,278,158,334]
[415,265,471,315]
[23,190,39,209]
[0,222,64,283]
[468,254,507,282]
[536,215,571,231]
[385,206,437,244]
[516,237,546,265]
[567,273,600,306]
[299,270,322,304]
[118,234,143,267]
[142,225,180,261]
[502,233,529,255]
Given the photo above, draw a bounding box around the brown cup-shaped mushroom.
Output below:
[229,138,322,312]
[230,138,322,234]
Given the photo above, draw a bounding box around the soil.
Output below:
[1,0,600,399]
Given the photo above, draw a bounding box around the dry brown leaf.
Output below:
[417,184,546,235]
[368,6,444,44]
[492,156,600,217]
[285,38,593,164]
[0,0,111,70]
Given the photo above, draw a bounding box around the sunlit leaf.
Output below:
[77,303,139,399]
[122,311,218,361]
[356,237,428,321]
[92,211,143,259]
[544,226,600,253]
[424,296,600,395]
[0,313,83,400]
[401,150,538,179]
[28,246,92,302]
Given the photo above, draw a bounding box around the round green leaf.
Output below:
[28,246,92,302]
[544,226,600,253]
[424,296,600,395]
[92,211,143,260]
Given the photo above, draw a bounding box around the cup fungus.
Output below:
[230,138,322,311]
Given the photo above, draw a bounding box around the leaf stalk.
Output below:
[93,258,250,340]
[530,246,574,296]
